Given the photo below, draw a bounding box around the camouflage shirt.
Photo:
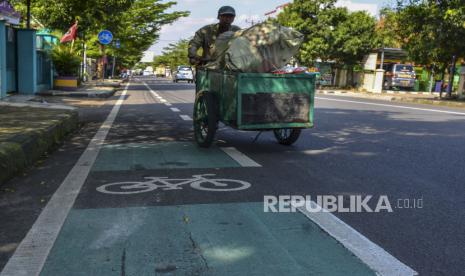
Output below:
[188,23,241,63]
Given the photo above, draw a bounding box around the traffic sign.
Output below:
[98,30,113,45]
[115,39,120,49]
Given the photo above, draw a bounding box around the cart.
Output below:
[193,69,316,147]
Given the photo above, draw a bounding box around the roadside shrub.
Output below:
[51,45,81,77]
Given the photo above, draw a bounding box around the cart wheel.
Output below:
[273,128,301,145]
[194,92,217,148]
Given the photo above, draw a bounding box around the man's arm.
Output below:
[188,29,204,65]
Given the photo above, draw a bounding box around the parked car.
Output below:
[383,64,416,90]
[173,66,194,83]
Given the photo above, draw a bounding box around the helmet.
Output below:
[217,6,236,18]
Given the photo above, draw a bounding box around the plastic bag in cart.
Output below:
[206,22,304,73]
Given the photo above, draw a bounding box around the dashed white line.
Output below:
[220,147,262,167]
[143,82,169,104]
[164,103,172,107]
[170,108,181,112]
[180,115,192,121]
[0,83,131,276]
[316,96,465,116]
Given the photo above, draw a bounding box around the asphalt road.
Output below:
[1,76,464,275]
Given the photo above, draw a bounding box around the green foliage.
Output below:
[394,0,465,67]
[153,39,190,70]
[11,0,189,68]
[332,11,376,66]
[50,45,81,76]
[277,0,376,67]
[374,7,402,48]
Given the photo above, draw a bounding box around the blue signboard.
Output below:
[98,30,113,45]
[115,39,120,49]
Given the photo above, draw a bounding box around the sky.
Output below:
[147,0,395,57]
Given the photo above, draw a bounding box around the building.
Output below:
[0,0,53,99]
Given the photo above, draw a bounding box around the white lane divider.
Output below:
[316,96,465,116]
[180,115,192,121]
[296,201,418,276]
[0,83,131,276]
[164,103,172,107]
[170,108,181,112]
[220,147,262,167]
[143,82,169,105]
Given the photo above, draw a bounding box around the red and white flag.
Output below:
[60,21,78,43]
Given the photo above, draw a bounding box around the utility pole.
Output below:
[112,56,116,78]
[26,0,31,29]
[446,55,456,97]
[245,17,258,27]
[83,43,87,82]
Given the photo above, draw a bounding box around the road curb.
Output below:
[0,110,79,184]
[37,88,116,98]
[390,97,465,108]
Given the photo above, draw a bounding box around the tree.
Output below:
[375,7,402,48]
[277,0,376,85]
[11,0,189,68]
[394,0,465,88]
[153,39,190,70]
[331,11,376,85]
[277,0,341,65]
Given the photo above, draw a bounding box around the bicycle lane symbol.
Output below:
[96,174,251,194]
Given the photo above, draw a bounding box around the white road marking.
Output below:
[96,174,251,194]
[170,108,181,112]
[143,82,171,105]
[220,147,262,167]
[316,96,465,116]
[164,103,172,107]
[297,201,417,276]
[0,83,131,276]
[180,115,192,121]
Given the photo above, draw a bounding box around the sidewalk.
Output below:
[37,79,122,98]
[0,79,124,184]
[317,89,465,109]
[0,98,79,184]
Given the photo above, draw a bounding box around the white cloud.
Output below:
[159,17,216,35]
[336,0,378,17]
[236,14,263,28]
[150,17,215,54]
[141,51,155,63]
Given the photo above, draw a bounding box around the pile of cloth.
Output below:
[205,22,304,73]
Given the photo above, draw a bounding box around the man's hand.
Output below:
[189,57,200,65]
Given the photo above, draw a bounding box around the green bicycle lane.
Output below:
[1,80,408,275]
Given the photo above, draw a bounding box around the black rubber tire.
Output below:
[273,128,302,145]
[193,92,217,148]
